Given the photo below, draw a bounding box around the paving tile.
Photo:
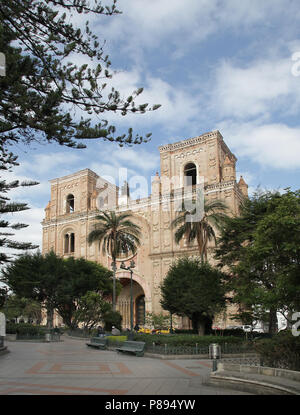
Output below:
[0,337,253,395]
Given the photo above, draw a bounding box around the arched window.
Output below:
[184,163,197,186]
[66,194,75,213]
[98,196,104,209]
[64,233,69,253]
[64,232,75,254]
[70,233,75,253]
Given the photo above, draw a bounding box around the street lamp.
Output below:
[120,260,135,338]
[111,261,117,311]
[0,52,5,76]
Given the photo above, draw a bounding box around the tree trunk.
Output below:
[197,321,205,336]
[46,308,54,330]
[196,231,204,263]
[286,310,293,329]
[268,308,278,334]
[192,314,206,335]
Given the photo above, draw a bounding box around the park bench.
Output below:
[86,337,108,350]
[115,341,146,357]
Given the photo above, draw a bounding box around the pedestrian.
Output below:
[97,326,104,337]
[134,324,140,332]
[111,325,120,336]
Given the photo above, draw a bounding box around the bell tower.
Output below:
[158,130,246,214]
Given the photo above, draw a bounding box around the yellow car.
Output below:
[138,327,152,334]
[156,329,170,334]
[138,327,171,334]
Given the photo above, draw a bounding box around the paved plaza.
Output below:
[0,336,251,396]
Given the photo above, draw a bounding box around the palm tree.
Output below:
[87,211,141,311]
[172,198,228,262]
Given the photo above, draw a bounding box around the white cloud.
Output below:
[90,144,159,182]
[0,151,86,206]
[218,121,300,170]
[210,56,300,120]
[20,152,81,177]
[111,147,159,171]
[96,68,202,134]
[95,0,300,61]
[97,0,216,51]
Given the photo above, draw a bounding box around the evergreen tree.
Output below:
[1,250,113,328]
[0,0,161,162]
[160,257,227,335]
[73,291,111,330]
[1,294,42,323]
[0,1,161,261]
[0,285,8,309]
[0,138,38,263]
[215,189,300,333]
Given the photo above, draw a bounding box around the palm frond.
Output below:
[87,210,142,259]
[171,197,229,260]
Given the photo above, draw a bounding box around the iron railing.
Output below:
[16,333,61,342]
[144,342,255,356]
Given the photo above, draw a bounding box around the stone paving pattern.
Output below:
[0,336,251,395]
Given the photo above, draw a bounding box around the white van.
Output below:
[242,325,252,332]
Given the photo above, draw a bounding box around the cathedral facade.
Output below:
[42,130,248,329]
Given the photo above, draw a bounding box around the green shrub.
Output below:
[222,329,245,337]
[106,335,127,343]
[249,332,273,340]
[133,333,246,347]
[254,331,300,371]
[102,310,122,331]
[6,322,46,336]
[174,329,198,334]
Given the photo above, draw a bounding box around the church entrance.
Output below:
[116,278,145,329]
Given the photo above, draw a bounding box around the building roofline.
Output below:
[49,168,99,184]
[158,130,223,152]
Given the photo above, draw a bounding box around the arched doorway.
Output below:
[116,278,145,329]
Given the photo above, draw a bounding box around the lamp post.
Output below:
[111,261,117,311]
[0,52,5,76]
[120,260,135,339]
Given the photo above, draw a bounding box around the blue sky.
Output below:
[4,0,300,251]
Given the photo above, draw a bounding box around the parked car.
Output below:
[225,325,243,330]
[252,327,265,333]
[225,325,252,332]
[138,327,152,334]
[241,325,252,332]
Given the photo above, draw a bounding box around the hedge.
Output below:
[133,333,246,347]
[106,336,127,343]
[6,323,47,336]
[253,331,300,371]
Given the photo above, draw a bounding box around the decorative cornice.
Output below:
[159,130,222,152]
[50,168,99,185]
[149,247,199,258]
[42,180,241,228]
[205,180,236,191]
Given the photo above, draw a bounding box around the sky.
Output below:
[4,0,300,254]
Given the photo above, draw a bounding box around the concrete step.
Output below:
[208,369,300,395]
